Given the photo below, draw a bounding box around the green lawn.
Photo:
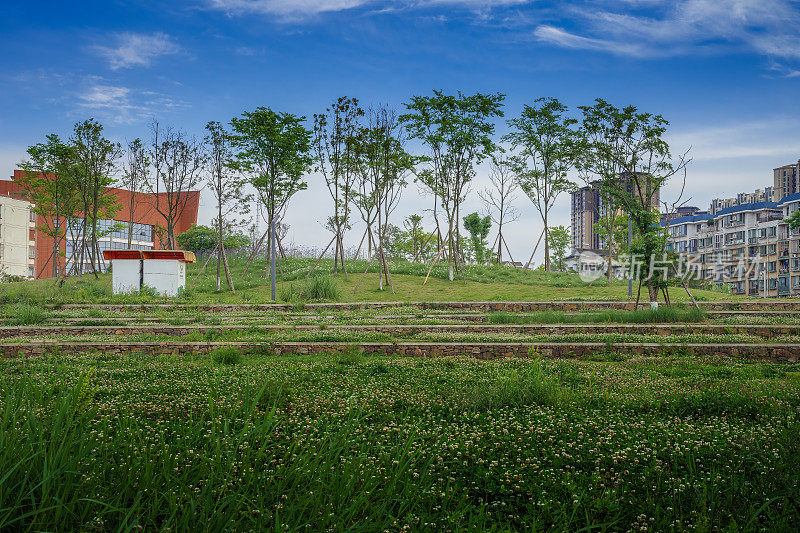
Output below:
[0,256,742,305]
[2,350,798,531]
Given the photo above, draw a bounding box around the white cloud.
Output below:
[207,0,529,19]
[535,0,800,62]
[532,25,650,57]
[76,82,186,125]
[94,32,180,70]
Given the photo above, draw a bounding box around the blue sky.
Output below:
[1,0,799,261]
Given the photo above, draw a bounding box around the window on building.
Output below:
[29,229,35,241]
[29,211,36,222]
[0,244,3,258]
[768,261,777,272]
[28,266,35,277]
[29,247,36,259]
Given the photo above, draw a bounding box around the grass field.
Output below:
[2,350,798,531]
[0,256,742,305]
[2,258,796,531]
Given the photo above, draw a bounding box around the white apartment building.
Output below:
[0,195,36,278]
[666,199,800,297]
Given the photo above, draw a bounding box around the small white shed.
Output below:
[103,250,196,296]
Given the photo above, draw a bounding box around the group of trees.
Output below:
[19,92,688,306]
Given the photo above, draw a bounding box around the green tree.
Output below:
[351,106,414,290]
[548,226,571,272]
[121,138,149,249]
[578,99,689,308]
[147,121,205,250]
[205,121,250,293]
[462,212,491,264]
[17,134,80,277]
[177,224,250,256]
[504,97,577,272]
[229,108,312,300]
[71,119,122,278]
[401,90,505,280]
[313,97,363,276]
[403,214,425,261]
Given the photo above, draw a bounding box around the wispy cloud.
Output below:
[534,0,800,63]
[206,0,529,20]
[76,81,186,125]
[668,118,800,161]
[94,32,180,70]
[532,25,650,57]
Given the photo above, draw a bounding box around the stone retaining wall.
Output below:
[46,300,800,312]
[2,341,797,362]
[2,323,800,339]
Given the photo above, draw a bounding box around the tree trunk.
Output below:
[647,282,659,310]
[543,210,550,272]
[270,215,277,301]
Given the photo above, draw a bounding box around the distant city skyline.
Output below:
[1,0,799,263]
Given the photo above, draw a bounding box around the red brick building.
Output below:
[1,170,200,279]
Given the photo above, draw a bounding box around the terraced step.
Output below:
[2,340,798,362]
[44,300,800,312]
[4,323,800,339]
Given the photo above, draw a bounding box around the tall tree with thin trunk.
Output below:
[577,99,690,308]
[205,121,251,293]
[401,90,504,280]
[228,108,312,300]
[313,97,363,276]
[147,121,204,249]
[71,119,121,278]
[504,97,576,272]
[479,159,519,264]
[351,106,414,290]
[18,134,80,278]
[121,138,148,248]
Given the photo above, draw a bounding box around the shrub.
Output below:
[279,276,340,304]
[4,304,50,325]
[211,347,241,365]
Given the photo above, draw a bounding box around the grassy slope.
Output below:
[0,256,743,305]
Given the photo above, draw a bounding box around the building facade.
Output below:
[665,199,800,297]
[0,195,37,278]
[774,160,800,203]
[570,185,600,251]
[0,170,200,279]
[709,187,774,215]
[570,175,660,254]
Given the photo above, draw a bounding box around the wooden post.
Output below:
[243,229,269,275]
[353,252,377,294]
[190,242,219,289]
[524,228,545,270]
[221,243,235,293]
[501,234,517,264]
[423,232,450,286]
[306,235,337,280]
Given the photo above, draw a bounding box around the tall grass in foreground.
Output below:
[0,376,432,531]
[1,354,798,531]
[488,306,707,324]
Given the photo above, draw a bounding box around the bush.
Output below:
[211,347,241,365]
[4,304,50,325]
[279,275,340,304]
